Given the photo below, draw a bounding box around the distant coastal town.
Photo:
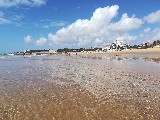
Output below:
[1,39,160,56]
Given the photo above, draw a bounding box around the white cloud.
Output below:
[0,11,11,24]
[12,14,24,21]
[0,17,11,24]
[106,33,138,44]
[48,5,119,46]
[24,35,33,44]
[95,38,104,44]
[144,10,160,23]
[42,21,66,28]
[35,37,47,46]
[0,10,25,25]
[144,28,151,33]
[0,11,4,17]
[24,35,47,46]
[48,5,142,48]
[132,28,160,44]
[0,0,46,7]
[109,13,143,34]
[116,33,137,42]
[153,28,160,40]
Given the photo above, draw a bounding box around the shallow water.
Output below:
[0,54,160,119]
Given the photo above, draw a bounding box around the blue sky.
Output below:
[0,0,160,53]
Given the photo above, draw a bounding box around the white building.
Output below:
[102,44,112,51]
[103,40,128,51]
[49,49,57,54]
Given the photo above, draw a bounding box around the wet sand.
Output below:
[0,78,143,120]
[0,54,160,120]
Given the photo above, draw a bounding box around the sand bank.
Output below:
[71,48,160,55]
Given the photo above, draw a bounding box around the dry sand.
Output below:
[72,48,160,55]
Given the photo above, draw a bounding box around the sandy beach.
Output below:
[73,48,160,55]
[0,54,160,120]
[1,0,160,119]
